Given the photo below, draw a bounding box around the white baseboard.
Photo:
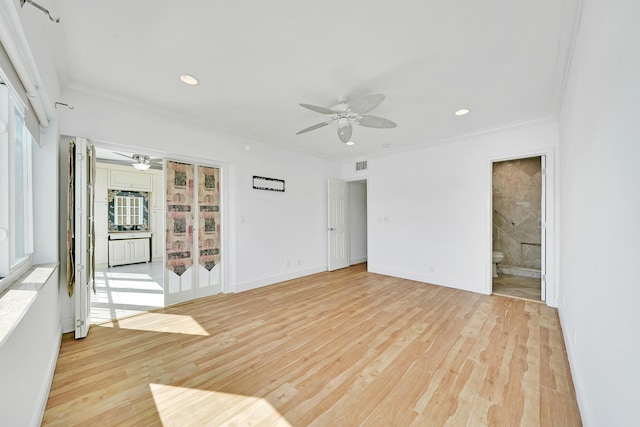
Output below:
[349,256,367,265]
[368,266,485,294]
[558,308,590,426]
[33,325,61,427]
[61,316,74,334]
[233,265,327,293]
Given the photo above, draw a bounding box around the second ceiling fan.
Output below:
[296,93,397,144]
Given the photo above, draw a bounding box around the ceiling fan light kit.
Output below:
[296,93,397,145]
[132,162,151,171]
[114,152,162,171]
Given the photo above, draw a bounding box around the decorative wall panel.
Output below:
[198,166,221,271]
[165,161,194,276]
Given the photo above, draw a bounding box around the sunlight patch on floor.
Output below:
[97,271,155,281]
[92,263,164,324]
[149,383,292,426]
[101,313,210,336]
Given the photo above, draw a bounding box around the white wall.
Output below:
[56,89,338,304]
[0,269,60,427]
[0,2,62,424]
[366,119,558,299]
[558,0,640,425]
[348,181,367,264]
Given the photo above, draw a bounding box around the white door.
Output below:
[540,155,547,301]
[328,178,349,271]
[74,137,94,339]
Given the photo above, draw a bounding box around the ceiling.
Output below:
[45,0,577,161]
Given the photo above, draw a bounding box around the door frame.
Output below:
[164,159,226,305]
[327,177,369,271]
[487,149,556,307]
[89,140,230,300]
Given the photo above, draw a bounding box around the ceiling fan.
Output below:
[114,152,162,171]
[296,93,397,144]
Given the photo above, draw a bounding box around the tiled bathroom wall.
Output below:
[492,156,542,270]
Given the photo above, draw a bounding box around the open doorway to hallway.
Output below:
[348,180,368,266]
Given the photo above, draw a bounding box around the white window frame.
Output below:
[0,80,35,294]
[114,195,144,226]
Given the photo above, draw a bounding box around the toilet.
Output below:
[492,251,504,277]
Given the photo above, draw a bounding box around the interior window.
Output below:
[114,195,144,226]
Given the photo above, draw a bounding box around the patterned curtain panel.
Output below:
[166,161,194,276]
[198,166,221,271]
[66,140,75,296]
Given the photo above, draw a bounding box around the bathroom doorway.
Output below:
[491,156,545,301]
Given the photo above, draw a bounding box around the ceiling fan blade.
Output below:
[348,94,386,114]
[337,122,353,143]
[296,121,329,135]
[113,152,133,159]
[357,115,397,128]
[299,103,334,114]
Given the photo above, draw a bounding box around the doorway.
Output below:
[491,156,545,301]
[348,180,368,266]
[327,178,368,271]
[91,146,165,324]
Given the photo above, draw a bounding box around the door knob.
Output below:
[328,227,335,231]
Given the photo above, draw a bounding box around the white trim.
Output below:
[368,266,484,294]
[487,148,557,307]
[558,309,591,426]
[349,256,367,265]
[33,325,61,427]
[551,0,585,118]
[233,265,327,293]
[0,0,52,126]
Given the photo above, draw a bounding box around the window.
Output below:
[114,195,144,226]
[12,106,33,262]
[0,80,34,291]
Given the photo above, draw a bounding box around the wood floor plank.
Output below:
[43,264,582,426]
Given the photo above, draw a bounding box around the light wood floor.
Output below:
[43,264,581,426]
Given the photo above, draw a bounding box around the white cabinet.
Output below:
[108,235,151,267]
[151,173,164,210]
[108,169,152,191]
[95,167,109,267]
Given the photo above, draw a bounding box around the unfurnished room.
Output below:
[0,0,639,426]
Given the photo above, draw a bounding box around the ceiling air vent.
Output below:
[355,161,368,171]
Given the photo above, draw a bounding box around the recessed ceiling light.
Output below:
[179,74,199,86]
[455,108,470,116]
[345,141,355,146]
